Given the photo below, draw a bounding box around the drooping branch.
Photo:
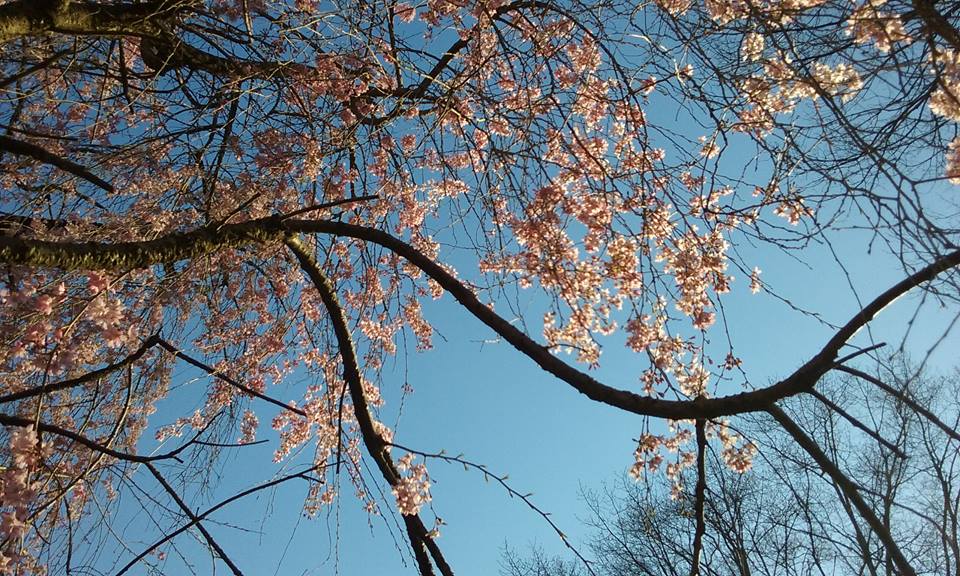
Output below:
[0,334,159,405]
[0,134,114,192]
[292,220,960,420]
[286,237,453,576]
[768,404,917,576]
[154,337,306,417]
[387,441,596,576]
[0,413,202,463]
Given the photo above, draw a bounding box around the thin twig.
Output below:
[834,342,886,366]
[807,388,907,458]
[280,194,379,220]
[145,463,244,576]
[387,442,597,576]
[835,365,960,443]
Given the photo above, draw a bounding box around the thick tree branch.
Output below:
[0,0,190,43]
[138,34,316,79]
[2,217,958,421]
[0,215,285,269]
[294,220,960,420]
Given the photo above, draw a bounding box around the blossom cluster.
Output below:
[846,0,910,53]
[0,426,40,574]
[393,454,433,516]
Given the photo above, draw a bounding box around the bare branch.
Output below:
[115,468,319,576]
[0,413,199,463]
[835,365,960,444]
[768,404,918,576]
[690,419,707,576]
[144,462,244,576]
[807,388,908,459]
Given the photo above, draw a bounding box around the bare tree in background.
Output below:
[505,360,960,576]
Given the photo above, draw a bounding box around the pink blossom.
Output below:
[395,3,417,23]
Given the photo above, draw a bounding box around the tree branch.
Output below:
[807,388,907,459]
[292,220,960,420]
[387,441,596,576]
[0,0,190,43]
[145,462,244,576]
[0,134,114,192]
[0,215,285,269]
[2,217,958,421]
[286,237,453,576]
[690,419,707,576]
[0,334,159,404]
[835,365,960,444]
[768,404,917,576]
[0,413,194,463]
[115,468,319,576]
[154,337,306,417]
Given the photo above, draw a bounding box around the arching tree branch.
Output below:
[2,218,958,422]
